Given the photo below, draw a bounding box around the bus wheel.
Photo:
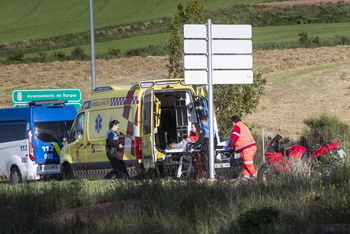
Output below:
[10,166,23,184]
[62,163,74,180]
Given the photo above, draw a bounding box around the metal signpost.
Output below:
[184,19,253,179]
[90,0,97,91]
[12,88,82,110]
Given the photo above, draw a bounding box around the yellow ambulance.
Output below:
[60,79,210,179]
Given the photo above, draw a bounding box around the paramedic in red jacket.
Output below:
[230,115,258,181]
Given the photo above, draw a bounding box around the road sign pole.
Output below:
[207,19,215,179]
[90,0,97,91]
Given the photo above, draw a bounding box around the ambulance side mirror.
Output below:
[74,130,83,140]
[63,130,70,142]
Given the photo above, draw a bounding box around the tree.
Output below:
[167,0,207,78]
[298,114,350,148]
[167,0,266,138]
[214,74,266,139]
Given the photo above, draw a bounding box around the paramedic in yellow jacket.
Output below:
[230,115,258,181]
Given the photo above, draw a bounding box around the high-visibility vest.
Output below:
[233,121,256,152]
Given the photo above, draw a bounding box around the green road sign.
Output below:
[12,89,82,110]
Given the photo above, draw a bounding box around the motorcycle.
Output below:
[258,134,347,180]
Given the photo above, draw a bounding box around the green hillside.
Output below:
[1,0,350,63]
[0,0,263,44]
[23,22,350,58]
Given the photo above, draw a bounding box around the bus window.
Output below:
[0,123,27,143]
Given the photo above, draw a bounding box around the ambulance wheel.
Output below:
[10,166,23,184]
[62,163,74,180]
[258,163,280,181]
[135,163,143,179]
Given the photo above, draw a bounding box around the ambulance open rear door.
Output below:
[141,88,156,170]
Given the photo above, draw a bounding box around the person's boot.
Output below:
[204,171,209,179]
[116,172,129,179]
[104,172,113,179]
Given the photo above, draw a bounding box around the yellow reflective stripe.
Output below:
[52,142,61,155]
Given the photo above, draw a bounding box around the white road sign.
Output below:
[185,70,253,84]
[184,24,252,39]
[184,40,252,54]
[184,23,253,85]
[184,55,252,69]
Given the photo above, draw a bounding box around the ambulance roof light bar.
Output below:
[28,100,67,106]
[94,86,113,91]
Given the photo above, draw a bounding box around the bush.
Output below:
[125,48,142,57]
[298,32,321,47]
[124,45,166,57]
[298,114,350,149]
[108,48,122,58]
[37,52,47,63]
[236,206,280,233]
[52,51,68,61]
[6,50,25,63]
[70,46,89,60]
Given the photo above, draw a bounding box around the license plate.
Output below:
[215,163,230,168]
[337,149,346,158]
[38,164,61,174]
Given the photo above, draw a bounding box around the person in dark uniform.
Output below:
[105,120,129,179]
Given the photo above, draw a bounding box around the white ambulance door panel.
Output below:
[141,88,155,169]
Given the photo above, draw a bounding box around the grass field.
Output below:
[252,22,350,44]
[2,0,350,63]
[24,33,170,58]
[20,22,350,60]
[1,163,350,233]
[0,0,264,44]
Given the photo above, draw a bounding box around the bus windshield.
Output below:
[35,121,74,142]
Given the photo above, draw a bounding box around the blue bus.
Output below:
[0,100,77,183]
